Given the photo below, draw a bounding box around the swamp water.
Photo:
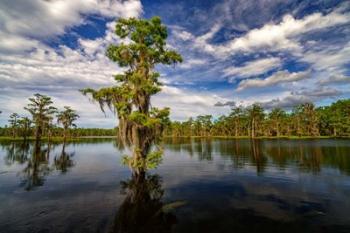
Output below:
[0,138,350,233]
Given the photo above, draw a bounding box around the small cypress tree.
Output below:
[24,93,57,141]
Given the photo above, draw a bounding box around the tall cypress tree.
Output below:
[81,17,182,173]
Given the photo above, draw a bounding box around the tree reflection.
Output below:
[250,139,267,174]
[196,138,213,161]
[111,170,184,233]
[54,142,75,173]
[20,141,51,191]
[164,138,350,175]
[2,141,76,190]
[4,141,30,165]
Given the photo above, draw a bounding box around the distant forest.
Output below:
[0,127,116,138]
[1,98,349,139]
[165,99,350,137]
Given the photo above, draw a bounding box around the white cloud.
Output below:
[0,36,121,90]
[236,70,310,91]
[223,57,282,79]
[293,87,342,98]
[154,86,229,120]
[220,11,350,55]
[0,0,142,127]
[0,0,142,37]
[173,10,350,57]
[318,74,350,86]
[214,101,236,107]
[301,42,350,73]
[177,30,194,41]
[178,58,208,69]
[0,33,40,53]
[297,42,350,91]
[0,0,142,53]
[259,94,312,110]
[259,87,342,109]
[174,24,221,54]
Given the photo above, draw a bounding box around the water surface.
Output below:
[0,138,350,233]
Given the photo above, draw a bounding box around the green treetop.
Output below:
[8,113,20,138]
[24,93,57,141]
[57,106,79,141]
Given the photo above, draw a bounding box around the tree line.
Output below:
[0,93,116,140]
[165,99,350,137]
[4,93,79,141]
[0,126,116,138]
[2,96,350,140]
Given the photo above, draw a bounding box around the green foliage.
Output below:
[17,117,31,140]
[57,106,79,139]
[8,113,20,138]
[165,99,350,138]
[0,127,116,138]
[24,93,57,141]
[107,17,182,67]
[0,93,87,140]
[122,149,163,170]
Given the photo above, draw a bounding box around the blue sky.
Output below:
[0,0,349,128]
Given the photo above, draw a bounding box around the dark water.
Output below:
[1,138,350,233]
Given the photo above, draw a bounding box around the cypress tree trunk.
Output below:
[276,122,280,137]
[251,118,255,138]
[35,125,41,141]
[63,127,67,143]
[235,119,238,137]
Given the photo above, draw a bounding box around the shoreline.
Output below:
[163,135,350,139]
[0,136,117,141]
[1,135,349,141]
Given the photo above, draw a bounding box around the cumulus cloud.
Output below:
[318,75,350,86]
[0,0,143,127]
[297,42,350,92]
[301,42,350,73]
[173,23,221,54]
[218,11,350,55]
[259,87,342,109]
[0,0,142,53]
[0,0,142,37]
[259,95,311,109]
[176,30,195,41]
[214,101,236,107]
[178,58,208,69]
[292,87,342,98]
[236,70,310,91]
[173,9,350,58]
[0,19,126,90]
[0,42,122,127]
[223,57,281,79]
[154,86,229,120]
[165,2,350,110]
